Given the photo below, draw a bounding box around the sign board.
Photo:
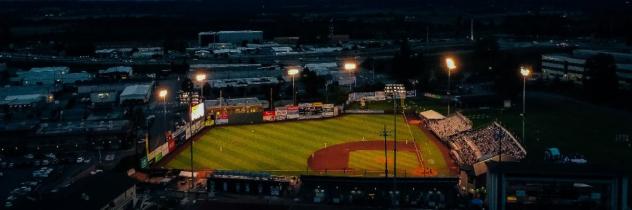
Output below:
[166,131,176,152]
[263,111,275,121]
[191,102,205,121]
[275,107,287,121]
[216,110,229,125]
[286,106,299,119]
[323,104,335,117]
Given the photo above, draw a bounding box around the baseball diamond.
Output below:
[162,114,456,177]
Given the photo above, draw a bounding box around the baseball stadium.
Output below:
[161,114,457,177]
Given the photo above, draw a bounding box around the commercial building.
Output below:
[0,86,55,109]
[541,49,632,89]
[263,46,294,55]
[209,77,280,88]
[94,48,134,58]
[198,30,263,46]
[11,67,92,86]
[119,83,154,104]
[131,47,163,59]
[484,162,628,210]
[98,66,133,80]
[90,91,118,108]
[190,64,281,79]
[46,172,137,210]
[304,62,339,76]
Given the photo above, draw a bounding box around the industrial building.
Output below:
[0,86,55,110]
[119,83,154,104]
[190,64,281,79]
[209,77,280,89]
[541,49,632,89]
[484,162,628,210]
[98,66,133,80]
[11,67,92,86]
[198,30,263,46]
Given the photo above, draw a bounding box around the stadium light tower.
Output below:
[385,84,405,194]
[195,73,207,100]
[520,66,531,147]
[344,61,358,89]
[288,68,300,105]
[445,57,457,115]
[158,89,168,142]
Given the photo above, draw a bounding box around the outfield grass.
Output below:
[164,114,452,177]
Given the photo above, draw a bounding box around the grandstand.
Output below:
[425,112,526,166]
[427,112,473,140]
[448,122,526,166]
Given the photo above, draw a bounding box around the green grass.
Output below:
[164,114,452,177]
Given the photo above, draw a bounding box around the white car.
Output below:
[76,157,84,163]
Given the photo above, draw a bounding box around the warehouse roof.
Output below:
[120,84,151,97]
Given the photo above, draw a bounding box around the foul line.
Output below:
[401,112,425,169]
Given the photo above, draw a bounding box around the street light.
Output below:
[520,66,531,147]
[288,68,300,105]
[344,61,358,89]
[445,57,457,115]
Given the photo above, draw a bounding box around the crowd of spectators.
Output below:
[427,113,473,140]
[447,123,527,165]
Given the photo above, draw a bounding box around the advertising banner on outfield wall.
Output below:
[287,106,299,119]
[191,120,204,135]
[263,111,275,121]
[299,102,324,119]
[166,131,175,152]
[323,104,335,117]
[216,110,229,125]
[275,107,287,121]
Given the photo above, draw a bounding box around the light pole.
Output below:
[195,73,207,101]
[385,83,405,197]
[344,61,357,89]
[445,58,457,115]
[520,66,530,147]
[158,89,168,143]
[190,72,206,194]
[288,68,299,105]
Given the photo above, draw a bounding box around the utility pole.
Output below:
[270,87,274,109]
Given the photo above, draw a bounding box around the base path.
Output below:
[307,140,426,174]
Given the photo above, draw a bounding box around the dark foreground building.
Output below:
[484,162,629,210]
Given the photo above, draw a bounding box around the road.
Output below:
[0,40,473,68]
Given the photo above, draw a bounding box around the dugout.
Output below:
[298,175,459,207]
[207,172,290,196]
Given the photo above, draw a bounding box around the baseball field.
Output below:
[163,114,455,177]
